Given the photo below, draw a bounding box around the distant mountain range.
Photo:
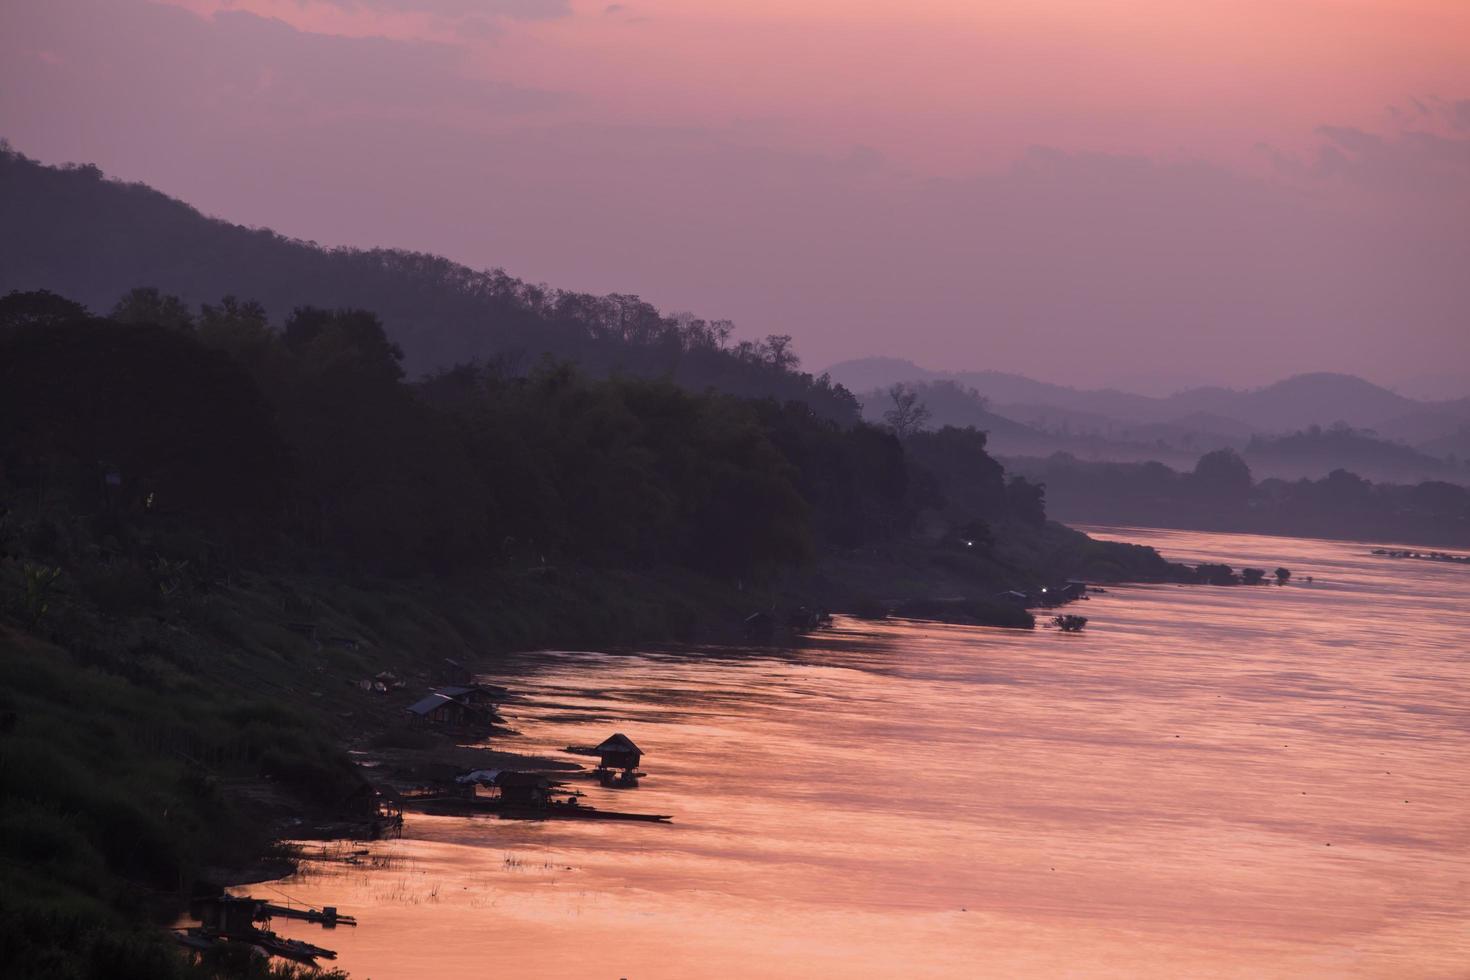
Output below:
[833,357,1470,484]
[828,357,1465,431]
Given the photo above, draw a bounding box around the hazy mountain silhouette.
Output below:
[0,144,857,420]
[1163,373,1421,431]
[830,357,1469,440]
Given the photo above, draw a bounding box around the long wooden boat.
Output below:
[402,795,671,823]
[174,927,337,963]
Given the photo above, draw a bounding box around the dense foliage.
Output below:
[1,288,1050,583]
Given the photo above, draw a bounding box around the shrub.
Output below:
[1194,563,1238,585]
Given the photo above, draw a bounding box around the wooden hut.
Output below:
[594,733,643,772]
[404,692,468,726]
[493,771,553,807]
[193,896,265,938]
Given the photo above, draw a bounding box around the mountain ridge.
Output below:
[829,357,1468,437]
[0,143,859,421]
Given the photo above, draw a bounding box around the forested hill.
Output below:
[0,143,857,421]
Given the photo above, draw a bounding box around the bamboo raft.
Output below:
[176,927,338,964]
[403,795,672,822]
[174,894,355,965]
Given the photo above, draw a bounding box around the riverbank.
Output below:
[0,516,1194,978]
[242,534,1470,980]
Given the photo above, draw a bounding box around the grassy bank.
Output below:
[0,492,1189,980]
[0,542,748,978]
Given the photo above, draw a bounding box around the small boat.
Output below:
[175,927,338,964]
[403,794,671,823]
[500,801,672,823]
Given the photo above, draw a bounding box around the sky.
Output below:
[1,0,1468,394]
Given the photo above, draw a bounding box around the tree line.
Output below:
[0,288,1046,585]
[1006,449,1470,547]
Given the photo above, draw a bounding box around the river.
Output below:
[252,528,1470,978]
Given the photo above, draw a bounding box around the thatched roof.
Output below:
[595,733,643,755]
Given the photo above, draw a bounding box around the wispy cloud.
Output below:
[307,0,571,19]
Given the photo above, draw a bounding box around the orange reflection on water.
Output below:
[255,529,1470,978]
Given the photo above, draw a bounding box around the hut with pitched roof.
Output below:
[594,733,643,773]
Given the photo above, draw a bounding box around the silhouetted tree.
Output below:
[1191,448,1252,501]
[883,383,932,439]
[0,289,89,330]
[1005,476,1047,527]
[111,287,194,331]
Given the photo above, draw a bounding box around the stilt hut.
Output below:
[193,896,266,938]
[493,771,554,807]
[594,733,643,773]
[434,683,507,712]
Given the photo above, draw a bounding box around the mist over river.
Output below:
[255,528,1470,978]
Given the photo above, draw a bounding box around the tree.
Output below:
[763,334,798,371]
[1005,476,1047,526]
[883,383,931,439]
[111,287,194,331]
[0,289,88,331]
[1274,567,1292,584]
[905,426,1006,520]
[1191,448,1252,501]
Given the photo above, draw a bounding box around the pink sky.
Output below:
[2,0,1468,392]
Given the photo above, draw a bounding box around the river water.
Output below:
[255,528,1470,978]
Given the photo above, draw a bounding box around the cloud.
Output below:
[454,16,501,40]
[311,0,572,19]
[1446,98,1470,132]
[0,0,562,128]
[1286,123,1470,201]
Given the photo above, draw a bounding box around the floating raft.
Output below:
[498,803,671,823]
[403,795,671,823]
[259,903,357,927]
[174,927,338,963]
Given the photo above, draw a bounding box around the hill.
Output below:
[1242,425,1462,484]
[0,144,858,421]
[1167,373,1421,432]
[831,356,1470,474]
[830,358,1450,431]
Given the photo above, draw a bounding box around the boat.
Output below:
[402,794,671,822]
[174,927,338,964]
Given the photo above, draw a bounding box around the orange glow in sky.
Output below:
[159,0,1470,170]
